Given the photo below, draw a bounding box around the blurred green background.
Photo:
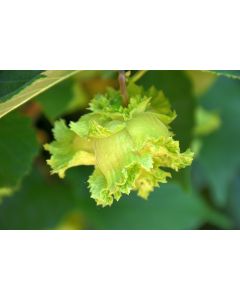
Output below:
[0,70,240,229]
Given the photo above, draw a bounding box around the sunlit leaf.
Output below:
[0,70,79,118]
[207,70,240,80]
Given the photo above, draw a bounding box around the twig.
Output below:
[118,71,129,107]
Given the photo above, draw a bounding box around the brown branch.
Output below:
[118,71,129,107]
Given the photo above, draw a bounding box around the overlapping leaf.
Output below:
[0,168,76,229]
[0,70,78,118]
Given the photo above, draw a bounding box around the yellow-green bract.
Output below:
[45,85,194,206]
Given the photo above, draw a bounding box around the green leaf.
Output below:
[185,70,216,97]
[36,76,88,121]
[0,70,79,118]
[0,168,76,229]
[36,78,75,121]
[194,106,221,136]
[198,76,240,206]
[0,112,39,198]
[207,70,240,80]
[65,167,231,229]
[227,173,240,229]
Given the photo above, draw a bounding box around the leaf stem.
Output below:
[118,71,129,107]
[129,70,147,84]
